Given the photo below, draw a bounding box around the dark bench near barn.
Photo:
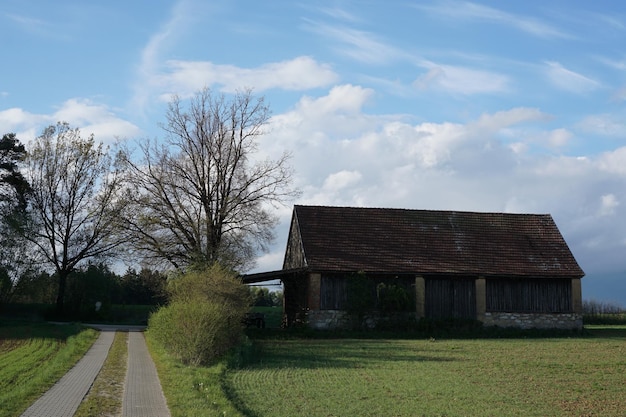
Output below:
[243,312,265,328]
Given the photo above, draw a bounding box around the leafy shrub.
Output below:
[376,282,412,312]
[149,300,241,365]
[148,263,251,365]
[167,264,251,307]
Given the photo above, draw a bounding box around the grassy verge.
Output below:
[0,321,98,417]
[74,331,128,417]
[223,327,626,417]
[145,329,243,417]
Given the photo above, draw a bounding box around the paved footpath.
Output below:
[122,331,170,417]
[20,325,170,417]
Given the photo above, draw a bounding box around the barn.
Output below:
[243,205,585,330]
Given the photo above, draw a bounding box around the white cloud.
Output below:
[598,147,626,176]
[545,62,600,94]
[157,56,338,97]
[268,84,384,147]
[599,194,619,216]
[414,62,510,95]
[53,99,142,142]
[526,128,573,148]
[0,99,141,144]
[132,3,339,108]
[0,107,45,130]
[323,170,362,191]
[472,108,548,130]
[257,86,626,279]
[578,114,626,137]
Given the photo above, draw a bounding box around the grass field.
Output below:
[3,319,625,417]
[222,326,626,417]
[0,321,98,417]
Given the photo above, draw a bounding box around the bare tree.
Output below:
[120,88,298,271]
[24,122,126,313]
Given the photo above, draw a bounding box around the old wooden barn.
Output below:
[243,205,585,330]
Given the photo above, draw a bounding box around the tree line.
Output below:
[3,263,167,317]
[0,88,297,316]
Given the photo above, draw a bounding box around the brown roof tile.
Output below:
[292,205,584,278]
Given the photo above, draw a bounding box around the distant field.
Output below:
[0,321,98,417]
[223,326,626,417]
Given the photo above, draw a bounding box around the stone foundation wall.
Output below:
[484,312,583,330]
[306,310,417,330]
[306,310,351,330]
[307,310,583,330]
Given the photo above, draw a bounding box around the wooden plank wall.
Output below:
[486,279,572,313]
[425,278,477,319]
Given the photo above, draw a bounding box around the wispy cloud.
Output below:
[578,113,626,137]
[414,61,510,95]
[133,1,338,109]
[415,1,572,39]
[317,6,361,23]
[611,86,626,102]
[157,56,338,97]
[592,12,626,32]
[5,12,68,40]
[303,20,408,65]
[597,56,626,71]
[131,0,194,113]
[544,61,600,94]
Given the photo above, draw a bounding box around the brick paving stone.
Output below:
[20,325,172,417]
[122,331,171,417]
[20,330,115,417]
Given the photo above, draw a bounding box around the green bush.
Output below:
[149,300,240,366]
[376,282,412,312]
[148,263,251,366]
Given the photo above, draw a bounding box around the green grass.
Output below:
[0,321,98,417]
[222,327,626,417]
[74,331,128,417]
[145,329,244,417]
[250,306,283,328]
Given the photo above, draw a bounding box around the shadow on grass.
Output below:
[222,338,460,417]
[582,325,626,339]
[246,323,588,342]
[0,319,85,342]
[220,373,262,417]
[231,337,460,372]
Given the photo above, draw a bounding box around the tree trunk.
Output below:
[56,270,68,315]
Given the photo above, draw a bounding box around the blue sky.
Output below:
[2,1,626,304]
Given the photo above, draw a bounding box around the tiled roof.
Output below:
[292,205,584,278]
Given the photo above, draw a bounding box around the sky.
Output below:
[2,0,626,304]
